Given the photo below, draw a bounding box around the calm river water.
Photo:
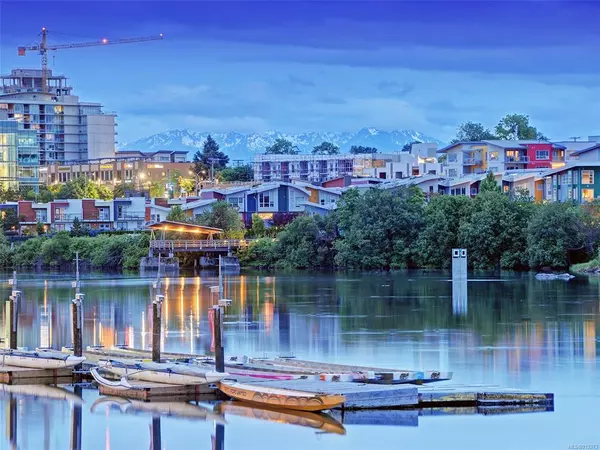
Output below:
[0,271,598,450]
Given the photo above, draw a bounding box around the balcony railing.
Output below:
[506,156,529,163]
[463,158,482,165]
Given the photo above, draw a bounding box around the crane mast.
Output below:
[18,28,164,94]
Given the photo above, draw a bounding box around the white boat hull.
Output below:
[98,361,227,385]
[0,351,85,369]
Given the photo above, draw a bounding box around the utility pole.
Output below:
[569,136,581,142]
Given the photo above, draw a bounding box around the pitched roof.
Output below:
[571,144,600,156]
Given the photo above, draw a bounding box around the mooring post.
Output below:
[151,417,161,450]
[212,422,224,450]
[6,271,20,350]
[212,305,225,372]
[152,294,164,363]
[71,293,84,359]
[70,385,83,450]
[451,248,468,316]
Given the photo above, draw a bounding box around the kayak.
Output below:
[98,359,228,385]
[0,348,85,369]
[219,379,345,412]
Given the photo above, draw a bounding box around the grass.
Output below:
[571,258,600,274]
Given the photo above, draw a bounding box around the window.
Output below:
[488,151,499,161]
[568,171,572,185]
[54,208,64,220]
[536,150,549,160]
[461,187,466,195]
[125,169,133,181]
[101,170,113,181]
[489,166,499,173]
[582,170,594,185]
[448,169,457,177]
[536,183,543,191]
[228,196,244,210]
[117,222,127,230]
[35,210,47,222]
[259,192,274,208]
[447,153,457,163]
[582,189,595,202]
[294,196,305,207]
[117,205,124,219]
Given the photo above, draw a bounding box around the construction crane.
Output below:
[18,28,164,94]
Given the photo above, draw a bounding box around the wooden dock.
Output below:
[98,380,219,402]
[0,365,73,385]
[236,379,554,410]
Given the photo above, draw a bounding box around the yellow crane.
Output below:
[18,28,164,94]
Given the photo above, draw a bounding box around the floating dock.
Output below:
[0,365,73,385]
[98,380,219,402]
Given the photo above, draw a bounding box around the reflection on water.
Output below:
[0,271,598,449]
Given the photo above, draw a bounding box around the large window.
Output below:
[447,153,457,163]
[536,150,550,160]
[582,188,595,202]
[488,151,499,161]
[35,210,47,222]
[448,169,457,177]
[259,192,274,208]
[582,170,595,185]
[228,196,244,210]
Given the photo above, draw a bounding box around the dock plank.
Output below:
[98,380,218,402]
[0,366,73,385]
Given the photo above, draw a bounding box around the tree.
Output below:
[417,195,473,268]
[71,217,84,237]
[495,114,547,140]
[401,141,422,152]
[38,186,54,203]
[113,183,140,199]
[265,138,300,155]
[274,215,322,269]
[334,188,424,270]
[458,192,530,270]
[150,181,165,198]
[479,171,502,194]
[179,177,197,195]
[192,135,229,179]
[36,221,46,236]
[527,202,582,268]
[196,201,245,238]
[55,177,113,200]
[312,141,339,155]
[217,165,254,182]
[451,121,496,143]
[249,214,266,238]
[1,209,20,233]
[167,205,186,222]
[349,145,377,154]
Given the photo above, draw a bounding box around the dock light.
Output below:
[102,38,108,44]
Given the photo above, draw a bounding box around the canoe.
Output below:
[98,359,228,385]
[274,357,453,384]
[91,396,227,424]
[219,380,345,412]
[216,401,345,435]
[0,348,85,369]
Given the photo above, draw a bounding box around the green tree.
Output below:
[192,135,229,178]
[217,165,254,182]
[0,234,12,267]
[349,145,378,154]
[36,221,45,236]
[179,177,196,195]
[196,201,245,238]
[149,181,165,198]
[38,186,54,203]
[71,217,84,237]
[451,121,496,143]
[495,114,547,140]
[55,177,112,200]
[40,231,72,267]
[249,214,266,238]
[167,205,186,222]
[113,183,140,199]
[458,192,530,270]
[1,209,20,232]
[312,141,339,155]
[527,202,582,268]
[334,188,424,270]
[417,195,473,268]
[479,171,502,194]
[238,237,277,269]
[274,215,322,269]
[265,138,300,155]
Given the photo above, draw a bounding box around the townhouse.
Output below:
[17,197,146,232]
[439,140,568,178]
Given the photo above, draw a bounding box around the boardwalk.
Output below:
[150,239,255,253]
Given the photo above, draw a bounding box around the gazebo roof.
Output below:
[147,220,223,235]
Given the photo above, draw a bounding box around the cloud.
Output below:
[288,75,315,87]
[316,94,347,105]
[376,81,415,98]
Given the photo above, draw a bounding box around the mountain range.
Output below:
[120,128,445,161]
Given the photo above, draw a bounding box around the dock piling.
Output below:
[211,306,225,372]
[71,293,84,358]
[6,271,20,350]
[152,295,164,363]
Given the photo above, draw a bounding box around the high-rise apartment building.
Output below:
[0,68,116,166]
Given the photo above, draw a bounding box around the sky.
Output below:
[1,0,600,144]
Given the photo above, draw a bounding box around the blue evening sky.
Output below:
[1,0,599,143]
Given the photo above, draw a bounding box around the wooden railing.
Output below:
[150,239,256,251]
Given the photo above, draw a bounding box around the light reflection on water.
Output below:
[0,270,598,450]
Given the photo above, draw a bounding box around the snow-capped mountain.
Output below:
[120,128,445,161]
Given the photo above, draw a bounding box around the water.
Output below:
[0,271,598,450]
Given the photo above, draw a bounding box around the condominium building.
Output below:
[439,140,569,177]
[0,68,116,165]
[0,110,39,190]
[40,150,190,191]
[253,152,440,183]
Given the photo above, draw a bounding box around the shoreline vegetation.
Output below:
[2,174,600,273]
